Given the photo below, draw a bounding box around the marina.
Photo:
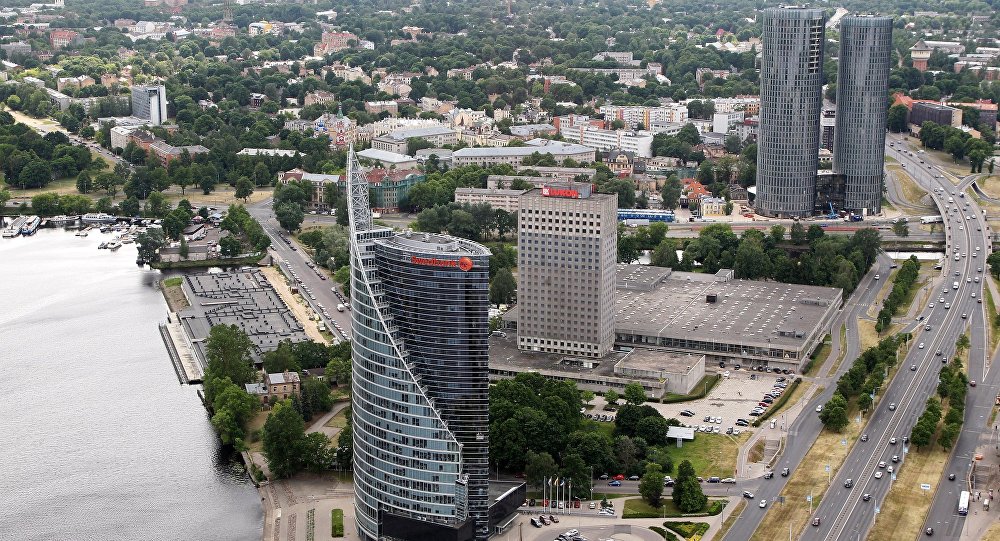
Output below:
[20,215,41,236]
[2,216,28,238]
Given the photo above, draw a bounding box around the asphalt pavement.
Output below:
[802,135,990,541]
[247,199,353,342]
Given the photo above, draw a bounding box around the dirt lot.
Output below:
[260,265,329,344]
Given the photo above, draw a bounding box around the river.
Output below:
[0,226,262,541]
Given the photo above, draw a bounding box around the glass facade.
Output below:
[348,150,491,541]
[756,7,825,218]
[834,15,892,214]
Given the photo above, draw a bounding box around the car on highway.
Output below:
[743,491,755,499]
[936,350,942,356]
[861,434,868,442]
[781,468,790,477]
[926,528,934,536]
[889,403,897,411]
[816,404,823,412]
[911,364,917,371]
[939,297,945,303]
[863,493,871,501]
[918,343,925,349]
[764,471,774,479]
[759,499,767,508]
[844,479,853,488]
[889,437,898,445]
[887,466,894,473]
[929,303,935,308]
[812,517,821,527]
[874,471,883,479]
[874,274,880,280]
[945,303,951,309]
[962,313,968,319]
[971,380,977,387]
[948,473,956,481]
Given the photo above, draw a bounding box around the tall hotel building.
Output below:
[346,149,493,541]
[834,14,892,214]
[517,182,617,358]
[755,6,826,217]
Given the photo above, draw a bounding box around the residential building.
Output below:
[1,41,31,56]
[248,21,280,36]
[592,51,637,65]
[347,151,498,541]
[820,109,836,152]
[910,102,961,128]
[696,67,732,87]
[365,168,425,212]
[603,150,635,177]
[712,111,744,134]
[508,124,557,139]
[371,125,457,154]
[110,125,139,150]
[149,140,209,164]
[452,142,595,167]
[277,169,341,210]
[364,100,398,116]
[517,182,617,358]
[834,14,892,215]
[356,148,418,170]
[559,125,653,158]
[56,75,94,92]
[304,90,336,107]
[49,29,81,49]
[314,31,358,56]
[454,187,526,212]
[236,148,299,157]
[756,6,825,218]
[600,104,688,127]
[265,371,300,400]
[710,96,761,115]
[249,93,266,109]
[131,84,168,125]
[699,196,727,216]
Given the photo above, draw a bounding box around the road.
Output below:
[803,134,990,541]
[247,199,353,342]
[722,252,892,541]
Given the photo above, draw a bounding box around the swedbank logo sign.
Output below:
[410,256,474,272]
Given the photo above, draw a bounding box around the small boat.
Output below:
[49,215,78,224]
[107,240,122,250]
[2,216,27,238]
[121,236,134,244]
[98,242,108,249]
[81,213,117,224]
[20,215,41,236]
[75,229,89,237]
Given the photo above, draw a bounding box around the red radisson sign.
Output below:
[542,186,579,198]
[411,255,474,271]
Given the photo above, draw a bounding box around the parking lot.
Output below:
[652,371,792,433]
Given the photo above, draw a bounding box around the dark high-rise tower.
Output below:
[834,14,892,215]
[756,6,826,218]
[347,148,491,541]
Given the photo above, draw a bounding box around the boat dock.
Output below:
[159,315,204,384]
[2,216,28,238]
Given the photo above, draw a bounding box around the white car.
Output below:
[918,343,925,349]
[759,499,767,508]
[929,303,935,308]
[816,404,824,413]
[874,471,883,479]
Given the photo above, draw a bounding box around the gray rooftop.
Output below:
[454,143,593,157]
[380,125,455,141]
[378,230,491,257]
[178,269,309,366]
[614,266,841,349]
[357,148,415,163]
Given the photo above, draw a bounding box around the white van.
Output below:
[953,282,959,289]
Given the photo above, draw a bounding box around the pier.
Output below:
[159,316,204,384]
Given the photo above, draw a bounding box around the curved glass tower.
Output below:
[756,6,826,218]
[834,14,892,214]
[347,148,491,541]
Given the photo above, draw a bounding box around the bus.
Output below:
[959,490,970,516]
[920,215,944,224]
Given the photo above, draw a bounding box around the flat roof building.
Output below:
[452,142,595,167]
[131,84,168,125]
[517,183,617,358]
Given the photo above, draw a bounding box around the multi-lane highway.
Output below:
[723,253,892,541]
[804,134,990,541]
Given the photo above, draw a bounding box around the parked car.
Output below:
[608,480,621,487]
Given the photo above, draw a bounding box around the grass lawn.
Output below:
[325,407,349,428]
[668,432,747,479]
[886,165,932,207]
[868,443,950,540]
[623,497,725,519]
[159,184,275,208]
[858,319,883,352]
[986,280,1000,352]
[978,175,1000,199]
[985,521,1000,541]
[828,325,848,375]
[750,405,864,541]
[331,508,344,538]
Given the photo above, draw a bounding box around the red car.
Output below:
[613,474,625,481]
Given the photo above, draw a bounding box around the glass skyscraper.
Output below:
[756,6,826,218]
[834,14,893,215]
[347,149,491,541]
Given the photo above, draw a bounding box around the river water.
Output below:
[0,226,262,541]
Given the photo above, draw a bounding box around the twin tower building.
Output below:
[756,8,892,218]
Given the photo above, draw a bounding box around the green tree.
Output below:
[261,401,307,478]
[76,170,93,194]
[650,239,679,268]
[988,251,1000,279]
[489,267,517,307]
[18,160,52,189]
[661,176,682,210]
[891,218,909,238]
[524,450,558,489]
[204,324,257,394]
[235,176,255,202]
[938,422,961,450]
[768,225,785,245]
[0,188,10,212]
[623,382,646,405]
[262,341,301,373]
[639,462,665,507]
[210,379,260,446]
[335,409,353,469]
[220,234,242,257]
[145,191,170,218]
[734,237,772,279]
[819,393,849,431]
[887,104,909,133]
[301,377,334,420]
[673,460,707,513]
[605,390,619,407]
[325,355,352,387]
[790,222,807,244]
[275,202,305,231]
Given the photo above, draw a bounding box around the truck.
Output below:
[844,213,863,222]
[920,215,944,224]
[954,281,960,290]
[959,490,970,516]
